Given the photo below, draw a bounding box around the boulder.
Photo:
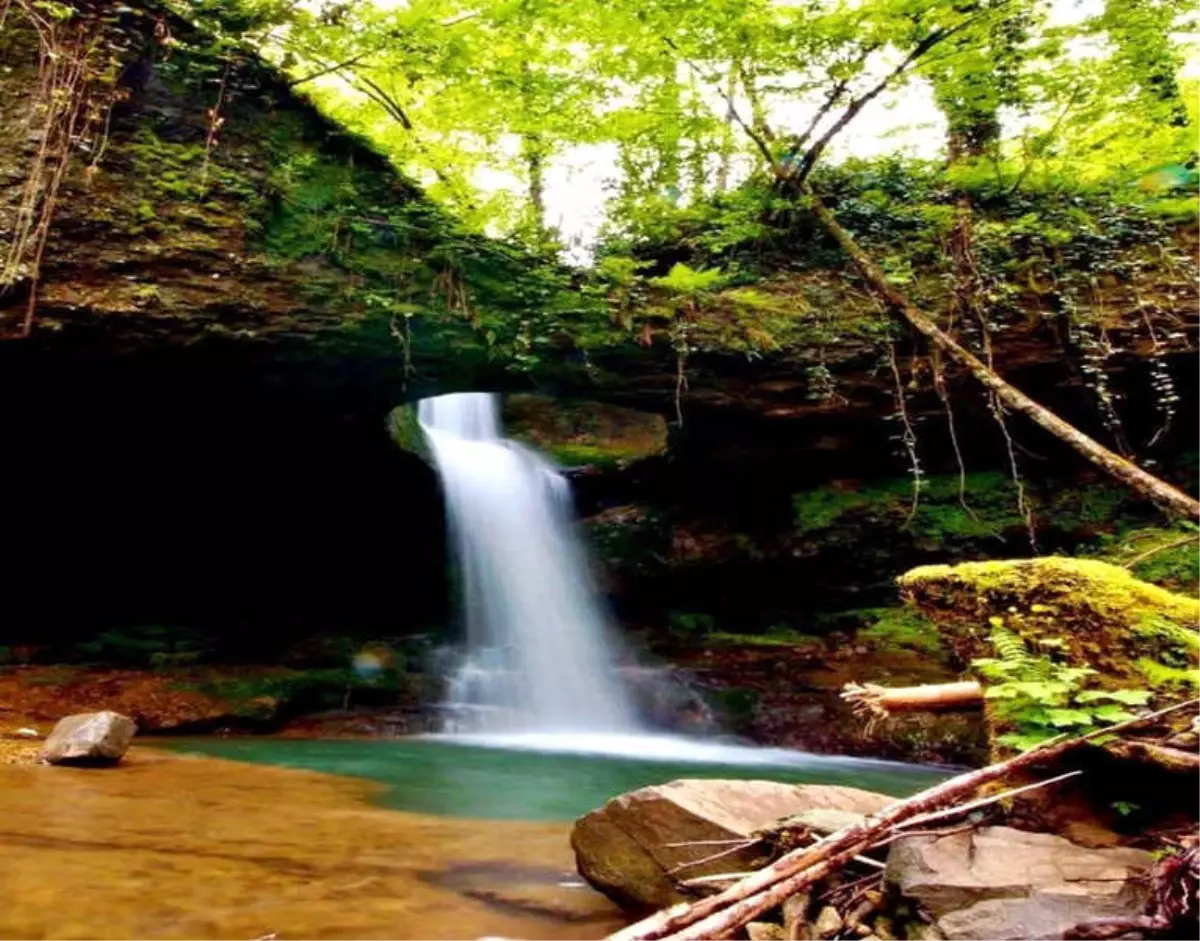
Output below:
[571,779,893,909]
[41,711,136,766]
[886,826,1152,941]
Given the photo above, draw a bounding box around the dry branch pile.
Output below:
[607,700,1199,941]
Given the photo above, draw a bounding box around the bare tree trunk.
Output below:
[715,66,737,192]
[523,133,546,230]
[801,183,1200,521]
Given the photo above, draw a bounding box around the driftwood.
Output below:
[608,699,1199,941]
[841,680,984,722]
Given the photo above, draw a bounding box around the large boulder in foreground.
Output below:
[41,711,136,766]
[571,779,892,909]
[887,826,1153,940]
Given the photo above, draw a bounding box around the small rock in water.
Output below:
[814,906,843,938]
[747,922,785,941]
[41,711,136,766]
[15,728,40,739]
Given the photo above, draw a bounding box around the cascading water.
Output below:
[418,392,638,733]
[416,392,949,775]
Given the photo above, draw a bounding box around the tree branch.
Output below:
[802,181,1200,520]
[286,50,374,88]
[789,25,959,185]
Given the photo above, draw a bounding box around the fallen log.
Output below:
[608,699,1199,941]
[841,680,984,722]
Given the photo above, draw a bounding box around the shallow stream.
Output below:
[0,738,948,939]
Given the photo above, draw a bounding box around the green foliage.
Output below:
[974,623,1152,751]
[666,610,716,637]
[857,607,944,655]
[1135,656,1200,692]
[650,264,728,297]
[185,665,409,718]
[72,626,210,668]
[793,471,1025,540]
[1083,522,1200,594]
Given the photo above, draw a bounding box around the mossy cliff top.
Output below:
[0,0,574,389]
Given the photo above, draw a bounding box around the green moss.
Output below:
[1082,524,1200,593]
[705,630,825,648]
[857,606,945,654]
[793,471,1025,540]
[544,443,640,468]
[387,405,430,462]
[901,557,1199,624]
[901,557,1197,753]
[505,396,668,468]
[1135,657,1200,690]
[900,557,1199,706]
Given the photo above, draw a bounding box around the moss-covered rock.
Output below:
[504,394,668,468]
[899,557,1198,752]
[899,557,1198,669]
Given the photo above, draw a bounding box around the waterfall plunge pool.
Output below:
[162,735,951,821]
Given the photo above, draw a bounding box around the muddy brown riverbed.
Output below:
[0,748,624,940]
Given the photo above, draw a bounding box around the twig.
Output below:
[1123,534,1199,571]
[818,869,883,902]
[895,770,1083,831]
[667,840,759,876]
[664,840,755,848]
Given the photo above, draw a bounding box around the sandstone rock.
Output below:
[41,711,136,766]
[748,922,786,941]
[813,906,843,938]
[772,807,868,838]
[886,826,1152,941]
[571,779,893,909]
[782,891,812,940]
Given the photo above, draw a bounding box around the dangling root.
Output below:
[1065,836,1198,939]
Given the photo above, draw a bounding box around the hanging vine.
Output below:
[1,0,125,338]
[945,192,1036,548]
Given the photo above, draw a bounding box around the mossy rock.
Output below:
[902,554,1195,681]
[387,404,431,463]
[895,557,1198,767]
[503,394,668,468]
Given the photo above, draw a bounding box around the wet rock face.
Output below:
[42,711,136,766]
[571,779,893,910]
[886,826,1153,941]
[503,394,669,468]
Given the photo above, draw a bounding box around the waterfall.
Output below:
[418,392,638,733]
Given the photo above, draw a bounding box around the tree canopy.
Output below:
[171,0,1197,252]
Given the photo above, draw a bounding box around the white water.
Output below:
[418,392,639,733]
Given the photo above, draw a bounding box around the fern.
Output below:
[973,620,1148,752]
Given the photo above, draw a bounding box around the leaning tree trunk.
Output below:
[801,183,1200,522]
